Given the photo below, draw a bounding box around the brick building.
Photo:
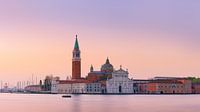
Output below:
[138,77,192,94]
[192,83,200,94]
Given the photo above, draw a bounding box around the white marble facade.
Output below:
[106,67,134,93]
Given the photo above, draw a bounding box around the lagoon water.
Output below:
[0,93,199,112]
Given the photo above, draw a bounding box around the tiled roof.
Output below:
[88,71,111,75]
[58,79,91,84]
[149,79,183,84]
[26,85,41,88]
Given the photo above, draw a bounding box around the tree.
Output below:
[188,77,200,83]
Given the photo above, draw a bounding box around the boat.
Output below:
[62,95,72,98]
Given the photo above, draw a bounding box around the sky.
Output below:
[0,0,200,86]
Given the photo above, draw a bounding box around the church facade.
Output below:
[106,67,134,94]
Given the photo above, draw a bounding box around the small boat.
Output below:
[62,95,72,98]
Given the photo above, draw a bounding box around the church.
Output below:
[51,35,134,94]
[87,58,114,82]
[106,66,134,94]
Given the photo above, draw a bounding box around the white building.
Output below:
[51,79,104,94]
[86,83,102,94]
[51,78,60,93]
[51,80,88,94]
[106,67,134,94]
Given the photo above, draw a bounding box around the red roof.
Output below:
[58,79,91,84]
[25,85,41,88]
[149,79,183,84]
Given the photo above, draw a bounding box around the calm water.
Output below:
[0,93,199,112]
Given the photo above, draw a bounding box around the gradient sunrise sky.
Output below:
[0,0,200,85]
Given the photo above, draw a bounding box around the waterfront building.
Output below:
[192,83,200,94]
[51,77,61,93]
[72,81,87,93]
[132,79,150,94]
[44,76,59,91]
[106,66,134,94]
[139,77,192,94]
[51,79,89,94]
[25,85,42,93]
[86,82,102,94]
[51,80,72,94]
[51,79,103,94]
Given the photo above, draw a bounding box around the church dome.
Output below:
[101,58,114,73]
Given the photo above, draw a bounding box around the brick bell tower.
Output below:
[72,35,81,79]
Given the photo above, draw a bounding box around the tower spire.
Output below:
[106,57,110,64]
[90,65,94,72]
[74,35,79,50]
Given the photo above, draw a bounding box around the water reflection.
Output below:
[71,95,81,112]
[0,93,200,112]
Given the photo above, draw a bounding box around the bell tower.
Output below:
[72,35,81,79]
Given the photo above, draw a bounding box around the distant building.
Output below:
[106,66,134,94]
[44,76,59,91]
[1,83,10,93]
[51,79,87,94]
[25,85,42,93]
[132,79,150,94]
[51,79,103,94]
[188,77,200,94]
[138,77,192,94]
[86,82,102,94]
[87,58,113,82]
[192,83,200,94]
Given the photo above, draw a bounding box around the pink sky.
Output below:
[0,0,200,85]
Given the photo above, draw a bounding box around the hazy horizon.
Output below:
[1,0,200,85]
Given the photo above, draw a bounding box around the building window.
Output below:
[172,85,176,88]
[76,53,80,57]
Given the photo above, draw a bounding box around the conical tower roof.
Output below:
[74,35,79,50]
